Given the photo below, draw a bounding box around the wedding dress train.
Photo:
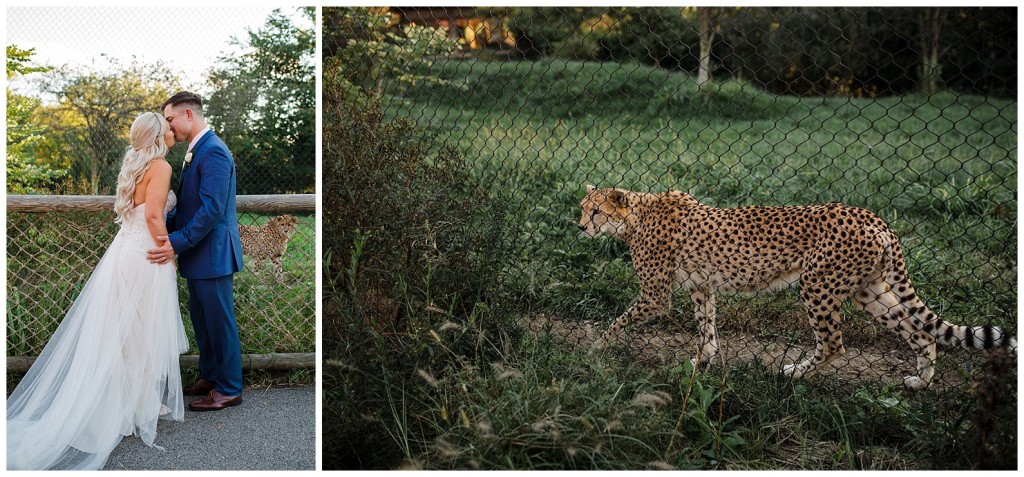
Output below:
[7,192,188,470]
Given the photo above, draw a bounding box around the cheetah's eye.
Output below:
[590,209,600,218]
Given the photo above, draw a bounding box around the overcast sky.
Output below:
[6,6,309,97]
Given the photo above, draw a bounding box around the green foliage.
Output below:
[354,332,1016,469]
[483,7,1015,97]
[399,339,750,469]
[7,91,66,193]
[327,324,1017,469]
[322,7,457,105]
[321,77,512,468]
[34,59,181,193]
[500,7,608,59]
[322,20,497,460]
[5,155,66,194]
[206,7,316,194]
[599,8,699,70]
[6,45,50,78]
[6,46,64,193]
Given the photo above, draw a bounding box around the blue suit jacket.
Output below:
[167,130,244,279]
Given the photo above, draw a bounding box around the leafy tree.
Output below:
[205,7,315,194]
[37,59,180,193]
[6,45,49,77]
[501,6,1013,98]
[322,7,457,103]
[501,7,608,58]
[6,45,62,194]
[6,92,67,194]
[600,8,698,70]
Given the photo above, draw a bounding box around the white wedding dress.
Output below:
[7,192,188,470]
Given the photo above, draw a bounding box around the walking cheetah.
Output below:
[579,185,1016,389]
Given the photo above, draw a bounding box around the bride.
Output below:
[6,112,189,470]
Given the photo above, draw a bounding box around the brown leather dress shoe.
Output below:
[184,378,216,396]
[189,390,243,412]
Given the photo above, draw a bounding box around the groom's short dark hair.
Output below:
[162,91,204,115]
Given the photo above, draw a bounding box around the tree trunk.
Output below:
[697,7,716,91]
[919,8,943,96]
[90,152,100,194]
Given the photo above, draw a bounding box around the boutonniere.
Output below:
[183,152,193,167]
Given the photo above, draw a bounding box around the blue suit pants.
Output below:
[187,275,243,396]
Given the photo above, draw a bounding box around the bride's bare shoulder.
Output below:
[147,157,173,175]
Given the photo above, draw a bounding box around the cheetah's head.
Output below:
[271,214,299,235]
[579,185,634,240]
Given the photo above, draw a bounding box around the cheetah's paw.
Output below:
[781,363,805,379]
[902,376,929,390]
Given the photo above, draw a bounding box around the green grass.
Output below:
[234,212,316,355]
[6,211,315,382]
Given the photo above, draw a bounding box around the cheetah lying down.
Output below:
[239,214,298,274]
[579,186,1016,389]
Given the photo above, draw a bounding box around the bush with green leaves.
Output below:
[321,59,512,466]
[6,46,64,193]
[322,7,457,105]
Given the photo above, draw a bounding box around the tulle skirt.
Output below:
[6,214,188,470]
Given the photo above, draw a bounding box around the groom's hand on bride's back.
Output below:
[147,236,176,265]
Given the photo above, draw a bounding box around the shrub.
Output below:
[321,63,511,468]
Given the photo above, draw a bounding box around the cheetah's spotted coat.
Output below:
[239,214,298,274]
[579,186,1016,389]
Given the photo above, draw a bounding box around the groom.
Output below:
[148,91,245,412]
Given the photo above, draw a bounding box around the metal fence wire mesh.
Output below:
[334,6,1014,385]
[6,207,316,360]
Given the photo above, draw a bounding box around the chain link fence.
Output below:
[6,7,316,373]
[325,6,1016,469]
[6,198,316,372]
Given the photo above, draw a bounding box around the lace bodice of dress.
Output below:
[163,190,177,215]
[119,191,176,247]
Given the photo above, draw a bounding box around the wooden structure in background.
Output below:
[391,7,515,50]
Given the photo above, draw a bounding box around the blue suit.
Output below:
[167,129,245,396]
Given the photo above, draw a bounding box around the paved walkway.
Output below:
[103,386,315,470]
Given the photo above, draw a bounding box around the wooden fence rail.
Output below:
[7,353,315,374]
[7,194,315,213]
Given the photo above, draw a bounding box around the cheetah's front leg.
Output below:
[690,289,719,368]
[592,291,670,353]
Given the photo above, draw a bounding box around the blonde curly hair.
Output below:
[114,112,168,223]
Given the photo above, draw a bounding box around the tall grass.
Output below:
[334,300,1016,469]
[321,82,513,468]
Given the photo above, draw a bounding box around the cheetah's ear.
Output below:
[586,184,595,193]
[608,190,628,208]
